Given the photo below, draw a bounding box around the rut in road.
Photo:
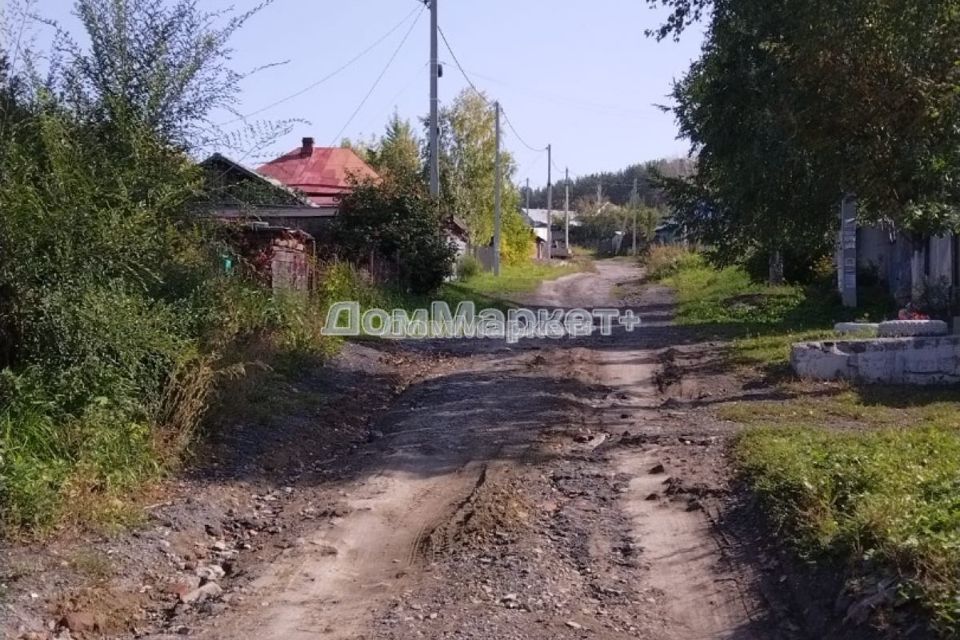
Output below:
[171,261,790,640]
[538,263,776,640]
[193,346,590,639]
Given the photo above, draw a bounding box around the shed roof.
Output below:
[200,152,317,208]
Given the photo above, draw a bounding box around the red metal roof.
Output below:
[257,145,379,207]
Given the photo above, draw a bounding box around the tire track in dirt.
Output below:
[198,466,485,640]
[546,262,781,639]
[186,341,575,639]
[151,261,790,640]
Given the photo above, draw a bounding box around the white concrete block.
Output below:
[791,336,960,385]
[877,320,949,337]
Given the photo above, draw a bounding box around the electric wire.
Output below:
[329,6,425,146]
[438,24,550,156]
[220,5,422,125]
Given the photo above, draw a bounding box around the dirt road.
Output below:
[149,260,792,640]
[5,260,813,639]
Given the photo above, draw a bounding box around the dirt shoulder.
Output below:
[1,340,449,639]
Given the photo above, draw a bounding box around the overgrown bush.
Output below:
[456,255,482,280]
[643,245,703,280]
[335,175,456,295]
[0,0,308,532]
[0,106,224,529]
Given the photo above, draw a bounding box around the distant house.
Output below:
[200,152,333,239]
[654,219,684,245]
[203,140,469,281]
[523,208,575,259]
[201,137,380,242]
[257,137,379,209]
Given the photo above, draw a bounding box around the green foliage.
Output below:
[365,111,423,181]
[0,0,310,532]
[653,249,893,366]
[53,0,273,150]
[659,3,838,271]
[737,425,960,635]
[658,259,808,325]
[652,0,960,261]
[642,245,704,280]
[0,107,219,530]
[572,201,626,247]
[455,255,482,280]
[438,89,524,252]
[335,175,456,295]
[500,207,534,265]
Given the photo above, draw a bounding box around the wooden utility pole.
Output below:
[631,176,639,256]
[493,101,501,276]
[546,145,553,260]
[428,0,440,198]
[564,167,570,254]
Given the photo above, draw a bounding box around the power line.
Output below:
[220,5,422,125]
[518,151,545,183]
[329,6,425,146]
[501,107,548,153]
[463,68,659,119]
[437,25,484,98]
[438,24,550,157]
[551,157,565,178]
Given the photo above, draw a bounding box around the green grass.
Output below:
[392,261,584,313]
[650,248,892,367]
[719,385,960,430]
[449,262,581,299]
[659,259,834,366]
[737,425,960,634]
[654,249,960,633]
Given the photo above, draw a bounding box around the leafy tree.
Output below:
[650,0,960,266]
[439,88,499,246]
[787,1,960,236]
[335,174,455,294]
[437,88,529,264]
[45,0,275,150]
[368,111,422,181]
[660,2,839,278]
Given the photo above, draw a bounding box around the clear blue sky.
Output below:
[34,0,704,187]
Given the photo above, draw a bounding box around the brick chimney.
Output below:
[301,136,314,157]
